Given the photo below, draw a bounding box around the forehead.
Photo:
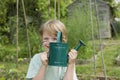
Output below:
[43,31,56,37]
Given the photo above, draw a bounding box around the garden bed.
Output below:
[77,74,120,80]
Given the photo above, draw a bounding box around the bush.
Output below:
[0,64,26,80]
[66,0,97,59]
[0,45,16,62]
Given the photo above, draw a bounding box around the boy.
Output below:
[26,20,78,80]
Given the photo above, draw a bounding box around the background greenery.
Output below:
[0,0,120,79]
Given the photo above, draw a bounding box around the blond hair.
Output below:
[39,20,67,42]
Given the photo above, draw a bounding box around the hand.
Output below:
[68,49,77,64]
[40,52,48,66]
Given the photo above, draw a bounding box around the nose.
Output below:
[49,39,54,43]
[43,39,54,45]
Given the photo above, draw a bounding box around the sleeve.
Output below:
[26,54,42,78]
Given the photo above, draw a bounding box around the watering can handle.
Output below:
[57,32,62,42]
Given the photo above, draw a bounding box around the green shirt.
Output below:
[26,53,78,80]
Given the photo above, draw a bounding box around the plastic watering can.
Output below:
[48,32,85,67]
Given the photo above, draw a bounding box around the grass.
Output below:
[0,38,120,79]
[0,62,29,79]
[76,39,120,79]
[0,61,29,72]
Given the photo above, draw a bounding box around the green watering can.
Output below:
[48,32,85,67]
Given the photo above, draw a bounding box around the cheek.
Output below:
[42,44,49,52]
[42,43,46,47]
[42,42,49,48]
[42,44,48,50]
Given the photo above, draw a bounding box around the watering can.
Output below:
[48,32,85,67]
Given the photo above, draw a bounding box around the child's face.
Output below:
[42,32,57,52]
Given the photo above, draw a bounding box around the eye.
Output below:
[43,37,49,41]
[52,37,57,41]
[53,37,57,40]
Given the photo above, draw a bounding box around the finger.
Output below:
[69,52,74,58]
[69,52,78,59]
[43,54,48,60]
[41,53,48,60]
[71,49,77,56]
[71,49,77,53]
[68,52,74,59]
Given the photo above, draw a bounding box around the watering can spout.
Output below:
[74,40,86,51]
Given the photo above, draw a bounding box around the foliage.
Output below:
[0,0,41,44]
[0,0,120,79]
[76,39,120,79]
[0,0,8,24]
[0,0,120,45]
[0,0,9,45]
[0,0,119,57]
[0,0,75,59]
[0,44,16,62]
[66,0,98,59]
[0,62,27,80]
[37,0,75,20]
[104,0,120,18]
